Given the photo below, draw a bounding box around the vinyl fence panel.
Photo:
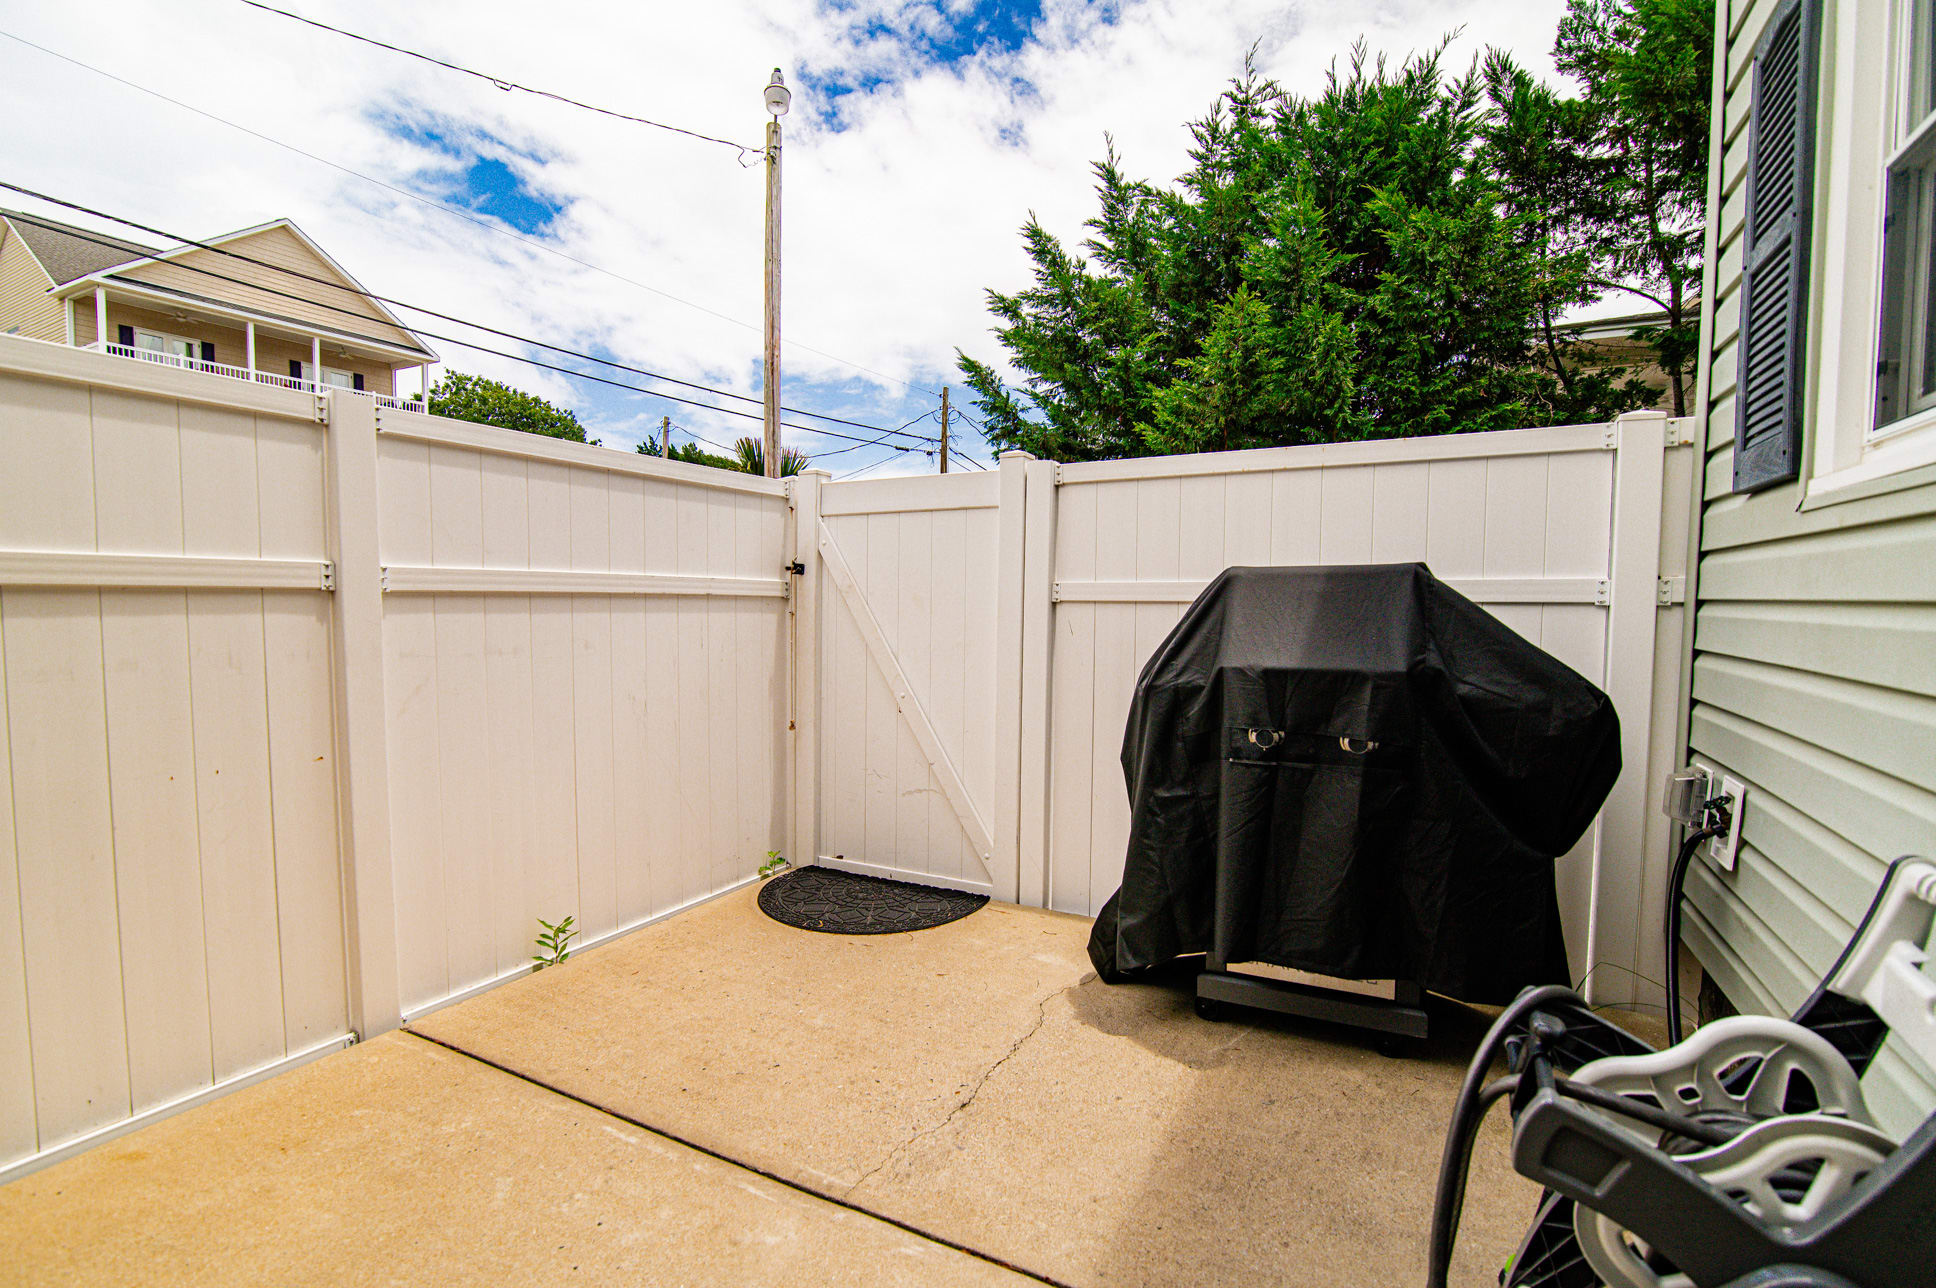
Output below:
[372,409,790,1018]
[0,338,795,1179]
[0,340,347,1180]
[1045,429,1639,1000]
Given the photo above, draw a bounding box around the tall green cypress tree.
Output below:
[960,7,1712,461]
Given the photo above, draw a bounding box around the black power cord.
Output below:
[1425,984,1579,1288]
[1664,814,1729,1046]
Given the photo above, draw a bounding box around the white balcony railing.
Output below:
[89,342,427,412]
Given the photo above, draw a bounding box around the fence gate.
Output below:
[787,412,1694,1012]
[793,471,1014,897]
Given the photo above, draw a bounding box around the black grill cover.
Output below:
[1087,564,1620,1004]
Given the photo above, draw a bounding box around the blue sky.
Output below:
[800,0,1048,131]
[385,120,566,236]
[0,0,1575,479]
[356,4,1098,474]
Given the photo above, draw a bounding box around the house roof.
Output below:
[0,209,161,285]
[7,208,437,362]
[1560,306,1680,342]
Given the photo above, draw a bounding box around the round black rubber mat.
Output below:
[757,866,988,934]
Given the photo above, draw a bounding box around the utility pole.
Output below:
[939,386,950,474]
[660,415,670,459]
[762,69,791,479]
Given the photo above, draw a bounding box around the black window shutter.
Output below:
[116,324,134,347]
[1733,0,1821,492]
[290,359,303,379]
[200,341,215,364]
[352,372,365,391]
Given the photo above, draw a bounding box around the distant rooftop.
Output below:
[1,208,163,285]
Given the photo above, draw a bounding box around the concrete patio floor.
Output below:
[1,884,1635,1286]
[0,1029,1031,1287]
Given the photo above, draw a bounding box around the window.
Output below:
[1802,0,1936,498]
[292,363,361,390]
[132,328,196,361]
[1874,2,1936,432]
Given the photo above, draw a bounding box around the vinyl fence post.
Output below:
[991,452,1032,903]
[788,469,829,873]
[1016,455,1058,909]
[323,392,402,1037]
[1590,409,1669,1007]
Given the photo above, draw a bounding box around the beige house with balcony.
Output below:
[0,207,436,407]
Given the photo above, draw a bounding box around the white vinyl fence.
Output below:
[794,415,1699,1009]
[0,338,789,1180]
[0,346,347,1181]
[0,335,1695,1181]
[372,410,788,1016]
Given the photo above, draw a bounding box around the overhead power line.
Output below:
[810,439,919,461]
[8,206,919,445]
[0,29,938,397]
[1,184,924,438]
[0,189,940,447]
[838,451,925,481]
[669,424,739,456]
[801,410,935,460]
[235,1,763,161]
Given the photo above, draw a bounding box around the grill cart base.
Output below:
[1195,968,1429,1050]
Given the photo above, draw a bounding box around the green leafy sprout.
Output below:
[532,915,577,970]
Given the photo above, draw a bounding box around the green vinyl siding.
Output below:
[1690,0,1936,1141]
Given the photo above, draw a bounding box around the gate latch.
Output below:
[785,560,806,576]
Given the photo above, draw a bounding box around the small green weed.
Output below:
[533,915,577,969]
[758,851,788,878]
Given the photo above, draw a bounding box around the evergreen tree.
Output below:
[960,45,1565,460]
[961,5,1713,460]
[636,438,737,469]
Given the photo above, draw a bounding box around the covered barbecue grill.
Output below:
[1087,564,1621,1032]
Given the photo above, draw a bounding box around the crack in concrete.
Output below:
[402,1029,1077,1288]
[846,977,1080,1198]
[1204,1028,1249,1063]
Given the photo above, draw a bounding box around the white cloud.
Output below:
[0,0,1574,472]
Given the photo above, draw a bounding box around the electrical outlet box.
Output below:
[1664,765,1713,824]
[1710,776,1746,871]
